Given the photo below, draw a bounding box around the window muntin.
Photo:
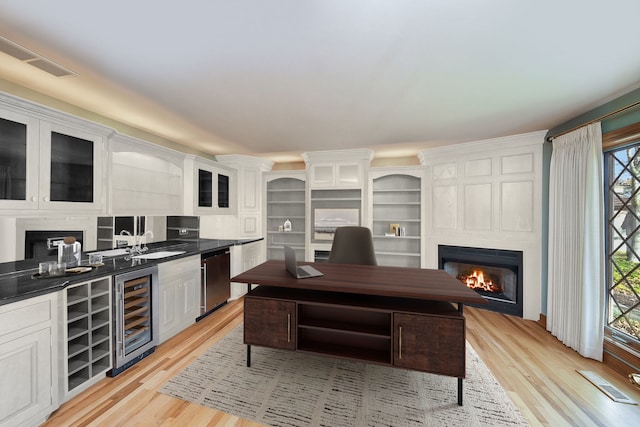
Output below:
[605,144,640,346]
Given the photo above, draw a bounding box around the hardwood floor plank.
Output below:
[45,300,640,427]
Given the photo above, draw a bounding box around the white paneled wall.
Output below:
[419,130,546,320]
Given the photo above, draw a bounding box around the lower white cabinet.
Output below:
[230,240,265,300]
[158,255,201,343]
[0,292,59,427]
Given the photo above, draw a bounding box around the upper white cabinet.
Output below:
[0,95,110,213]
[0,107,39,210]
[39,121,106,211]
[217,155,273,238]
[109,134,183,215]
[302,149,373,189]
[184,156,236,216]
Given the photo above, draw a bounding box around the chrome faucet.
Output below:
[119,230,137,255]
[119,230,150,255]
[139,230,154,252]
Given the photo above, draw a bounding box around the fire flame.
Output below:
[461,270,499,292]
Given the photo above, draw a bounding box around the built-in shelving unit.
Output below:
[63,276,112,399]
[96,216,114,249]
[371,174,421,268]
[266,177,306,260]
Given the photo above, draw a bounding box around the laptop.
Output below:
[284,245,323,279]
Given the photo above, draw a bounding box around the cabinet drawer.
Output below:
[158,256,200,279]
[0,295,53,337]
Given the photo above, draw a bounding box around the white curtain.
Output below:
[547,122,604,361]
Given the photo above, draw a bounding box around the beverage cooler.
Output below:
[200,249,230,318]
[109,266,159,376]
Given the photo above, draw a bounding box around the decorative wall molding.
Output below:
[420,130,545,320]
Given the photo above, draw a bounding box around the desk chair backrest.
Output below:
[328,226,377,266]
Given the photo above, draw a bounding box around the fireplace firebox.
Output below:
[438,245,523,317]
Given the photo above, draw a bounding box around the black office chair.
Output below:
[328,226,377,265]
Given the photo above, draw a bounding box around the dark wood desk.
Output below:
[232,261,487,406]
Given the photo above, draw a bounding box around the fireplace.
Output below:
[438,245,523,317]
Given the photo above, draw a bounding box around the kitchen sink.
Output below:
[131,250,186,260]
[89,248,130,257]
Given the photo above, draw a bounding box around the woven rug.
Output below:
[160,325,528,426]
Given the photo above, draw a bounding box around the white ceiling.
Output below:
[1,1,640,163]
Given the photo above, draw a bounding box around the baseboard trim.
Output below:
[603,338,640,378]
[537,313,547,329]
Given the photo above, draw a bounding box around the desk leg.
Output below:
[246,344,251,367]
[458,302,464,405]
[247,283,251,294]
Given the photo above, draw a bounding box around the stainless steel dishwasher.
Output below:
[199,249,231,319]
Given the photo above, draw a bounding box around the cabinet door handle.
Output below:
[116,285,125,358]
[399,326,402,360]
[287,313,291,343]
[201,263,207,311]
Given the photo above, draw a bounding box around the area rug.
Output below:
[160,325,528,426]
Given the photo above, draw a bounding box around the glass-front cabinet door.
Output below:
[0,109,40,210]
[198,168,213,208]
[218,173,230,208]
[39,121,103,211]
[194,162,234,213]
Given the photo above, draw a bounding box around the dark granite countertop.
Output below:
[0,238,262,306]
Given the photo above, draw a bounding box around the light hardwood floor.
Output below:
[44,299,640,427]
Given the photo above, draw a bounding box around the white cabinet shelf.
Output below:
[62,276,112,400]
[266,177,306,260]
[371,174,422,268]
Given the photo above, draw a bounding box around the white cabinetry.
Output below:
[217,155,273,238]
[230,240,266,300]
[0,94,110,214]
[61,277,112,400]
[0,106,39,210]
[0,292,59,427]
[369,169,424,268]
[157,255,201,343]
[308,162,363,188]
[184,156,236,215]
[109,134,183,215]
[265,172,306,260]
[302,149,373,189]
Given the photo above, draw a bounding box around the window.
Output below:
[604,142,640,347]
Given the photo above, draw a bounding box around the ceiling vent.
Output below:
[0,35,77,77]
